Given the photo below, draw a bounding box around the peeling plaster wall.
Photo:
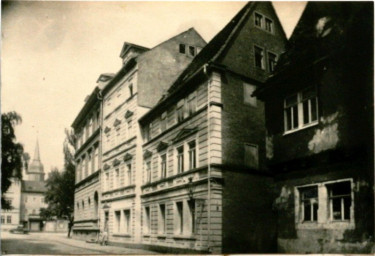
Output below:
[273,162,374,254]
[308,111,340,154]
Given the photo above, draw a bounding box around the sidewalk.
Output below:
[31,232,159,254]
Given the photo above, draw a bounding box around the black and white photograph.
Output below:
[1,1,374,254]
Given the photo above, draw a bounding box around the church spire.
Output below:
[33,138,41,161]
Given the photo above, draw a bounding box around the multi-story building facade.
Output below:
[99,28,206,247]
[72,74,113,240]
[138,2,286,253]
[254,2,374,253]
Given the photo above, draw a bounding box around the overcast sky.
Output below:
[1,1,307,173]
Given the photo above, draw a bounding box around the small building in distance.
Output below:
[20,139,48,231]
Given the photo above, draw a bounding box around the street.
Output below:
[1,231,158,254]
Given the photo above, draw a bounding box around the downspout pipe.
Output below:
[203,63,212,253]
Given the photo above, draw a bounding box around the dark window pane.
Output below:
[255,13,262,27]
[344,197,351,220]
[189,46,195,56]
[303,101,309,124]
[285,94,297,106]
[292,106,299,128]
[304,204,311,221]
[311,98,318,122]
[285,108,292,130]
[332,198,342,220]
[179,44,185,54]
[313,203,318,221]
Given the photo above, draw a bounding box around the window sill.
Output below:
[142,234,151,238]
[113,233,131,238]
[296,221,355,230]
[157,234,167,239]
[283,121,319,136]
[173,235,196,240]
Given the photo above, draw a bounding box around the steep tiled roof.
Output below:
[257,1,371,95]
[167,2,254,94]
[22,180,47,193]
[139,2,256,123]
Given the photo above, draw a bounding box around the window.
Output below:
[177,146,184,173]
[177,99,184,123]
[160,154,167,179]
[159,204,166,234]
[188,141,196,170]
[123,209,131,234]
[129,84,133,97]
[94,146,99,172]
[243,83,257,107]
[144,206,151,234]
[114,168,120,189]
[299,186,318,222]
[187,92,197,116]
[255,13,263,27]
[327,181,351,221]
[115,210,121,233]
[265,18,273,33]
[144,124,150,142]
[244,144,259,169]
[127,163,132,186]
[7,216,11,224]
[189,46,196,57]
[284,87,318,132]
[254,46,265,69]
[179,44,186,54]
[268,52,277,72]
[188,199,196,234]
[160,112,167,132]
[81,156,86,180]
[145,160,151,184]
[175,202,183,234]
[87,151,92,176]
[1,216,4,224]
[295,180,354,228]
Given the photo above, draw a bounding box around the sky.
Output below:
[1,1,307,174]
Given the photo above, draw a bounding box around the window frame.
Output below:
[254,45,265,70]
[284,87,319,134]
[295,179,355,230]
[160,152,167,180]
[267,51,278,72]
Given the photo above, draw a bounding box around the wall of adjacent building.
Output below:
[137,28,206,108]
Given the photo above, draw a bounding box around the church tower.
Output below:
[27,139,45,181]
